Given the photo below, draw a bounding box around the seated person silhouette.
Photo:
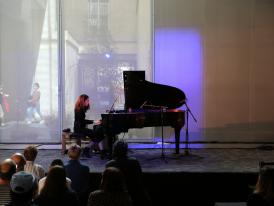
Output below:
[106,140,151,206]
[72,94,106,157]
[87,167,132,206]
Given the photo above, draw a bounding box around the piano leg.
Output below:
[174,127,181,154]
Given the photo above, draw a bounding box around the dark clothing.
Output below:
[73,108,95,143]
[64,160,90,194]
[74,108,93,134]
[73,108,105,143]
[247,193,274,206]
[35,188,79,206]
[64,160,90,206]
[87,190,132,206]
[106,157,150,206]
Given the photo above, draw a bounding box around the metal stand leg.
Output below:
[183,109,190,155]
[174,102,202,159]
[147,106,172,162]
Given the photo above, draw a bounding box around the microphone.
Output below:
[107,96,119,113]
[140,100,148,109]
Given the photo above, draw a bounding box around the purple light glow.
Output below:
[155,28,203,142]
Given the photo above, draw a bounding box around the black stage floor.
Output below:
[1,145,273,173]
[1,145,274,205]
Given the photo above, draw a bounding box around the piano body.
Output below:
[101,71,186,154]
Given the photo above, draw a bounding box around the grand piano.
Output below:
[101,71,186,154]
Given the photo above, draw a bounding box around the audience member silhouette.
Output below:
[38,159,72,194]
[23,145,45,180]
[35,166,79,206]
[6,171,38,206]
[106,140,151,206]
[65,144,90,206]
[87,167,132,206]
[0,159,16,205]
[247,167,274,206]
[10,153,26,172]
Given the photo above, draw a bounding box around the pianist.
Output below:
[74,94,104,156]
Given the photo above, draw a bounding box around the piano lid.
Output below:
[123,71,186,110]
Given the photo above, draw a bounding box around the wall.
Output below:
[154,0,274,142]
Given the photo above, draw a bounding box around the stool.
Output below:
[61,128,91,154]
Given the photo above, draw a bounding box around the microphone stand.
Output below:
[107,96,119,113]
[183,102,197,156]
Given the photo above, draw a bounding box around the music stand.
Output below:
[159,106,167,160]
[146,104,171,163]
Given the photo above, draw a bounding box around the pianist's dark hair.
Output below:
[75,94,90,111]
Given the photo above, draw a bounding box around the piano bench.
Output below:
[61,129,91,154]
